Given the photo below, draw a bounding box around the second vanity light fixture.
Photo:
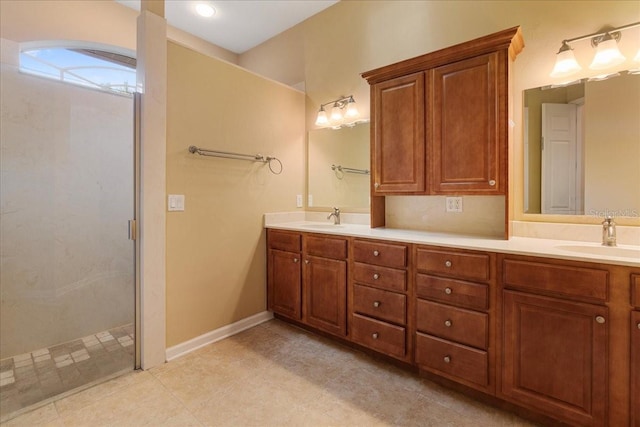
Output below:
[315,95,360,129]
[550,21,640,80]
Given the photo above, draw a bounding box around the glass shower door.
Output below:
[0,58,136,419]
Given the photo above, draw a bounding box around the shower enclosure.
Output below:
[0,49,136,419]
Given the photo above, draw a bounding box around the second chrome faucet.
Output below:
[328,207,340,225]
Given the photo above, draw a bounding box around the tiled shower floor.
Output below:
[0,324,134,420]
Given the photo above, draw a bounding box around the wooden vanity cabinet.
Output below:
[303,234,348,337]
[499,256,610,427]
[349,239,411,361]
[632,274,640,427]
[414,245,494,393]
[371,73,426,194]
[430,52,505,194]
[267,229,302,320]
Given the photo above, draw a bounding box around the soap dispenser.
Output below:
[601,216,617,247]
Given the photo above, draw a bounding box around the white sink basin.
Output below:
[557,244,640,259]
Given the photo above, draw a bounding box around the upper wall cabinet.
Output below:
[363,27,524,227]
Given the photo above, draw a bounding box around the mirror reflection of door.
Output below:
[541,102,584,214]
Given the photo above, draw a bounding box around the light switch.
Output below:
[168,194,185,212]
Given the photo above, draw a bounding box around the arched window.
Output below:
[19,42,136,96]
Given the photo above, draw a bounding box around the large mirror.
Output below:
[523,72,639,218]
[308,122,370,211]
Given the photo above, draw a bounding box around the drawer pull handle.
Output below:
[637,322,640,330]
[445,260,452,268]
[489,179,496,186]
[444,287,452,295]
[373,301,381,308]
[373,250,380,257]
[293,258,299,263]
[444,320,452,327]
[595,316,606,324]
[372,333,379,339]
[443,355,451,364]
[373,273,380,280]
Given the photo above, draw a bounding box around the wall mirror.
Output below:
[308,122,370,211]
[523,72,639,218]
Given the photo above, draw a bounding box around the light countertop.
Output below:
[265,220,640,268]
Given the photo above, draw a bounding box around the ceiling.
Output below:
[116,0,338,54]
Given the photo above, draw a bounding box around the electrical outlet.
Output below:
[445,197,463,213]
[296,194,303,208]
[308,194,314,207]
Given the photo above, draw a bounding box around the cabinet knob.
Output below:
[293,258,299,263]
[489,179,496,186]
[445,260,452,268]
[444,320,452,327]
[637,322,640,330]
[372,332,379,339]
[373,250,380,257]
[595,316,606,324]
[444,287,453,295]
[304,260,310,264]
[443,355,451,364]
[373,273,380,280]
[373,301,381,308]
[374,183,380,189]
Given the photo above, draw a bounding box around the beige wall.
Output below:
[240,0,640,226]
[165,42,305,347]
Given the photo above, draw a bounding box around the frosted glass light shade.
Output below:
[589,37,626,70]
[345,99,358,118]
[634,49,640,63]
[315,109,328,126]
[330,104,343,122]
[550,45,582,78]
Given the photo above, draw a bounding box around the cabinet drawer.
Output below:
[416,299,488,349]
[353,262,407,292]
[415,332,488,387]
[353,240,407,268]
[353,284,406,325]
[416,274,488,310]
[305,235,348,260]
[416,248,490,282]
[632,274,640,308]
[503,259,609,302]
[351,314,406,359]
[268,229,300,252]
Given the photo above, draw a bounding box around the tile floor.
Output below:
[0,324,134,420]
[0,320,537,426]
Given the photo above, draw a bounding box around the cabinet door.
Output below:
[303,255,347,336]
[502,291,607,426]
[632,310,640,427]
[267,249,301,320]
[372,72,425,193]
[431,52,504,194]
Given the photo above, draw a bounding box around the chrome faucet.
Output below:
[602,215,617,247]
[328,207,340,225]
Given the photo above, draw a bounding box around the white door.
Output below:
[541,103,578,214]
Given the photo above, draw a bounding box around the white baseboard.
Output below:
[165,311,274,361]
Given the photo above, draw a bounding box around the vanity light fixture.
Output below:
[550,21,640,79]
[315,95,360,128]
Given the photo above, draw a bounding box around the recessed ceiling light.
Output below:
[195,3,215,18]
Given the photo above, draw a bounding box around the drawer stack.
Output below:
[414,246,492,390]
[350,239,409,361]
[631,274,640,427]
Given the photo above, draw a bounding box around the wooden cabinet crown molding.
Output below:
[362,26,524,84]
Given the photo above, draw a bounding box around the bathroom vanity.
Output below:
[266,224,639,426]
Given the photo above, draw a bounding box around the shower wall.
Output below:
[0,59,134,359]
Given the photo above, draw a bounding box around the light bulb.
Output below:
[550,42,581,78]
[589,34,625,70]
